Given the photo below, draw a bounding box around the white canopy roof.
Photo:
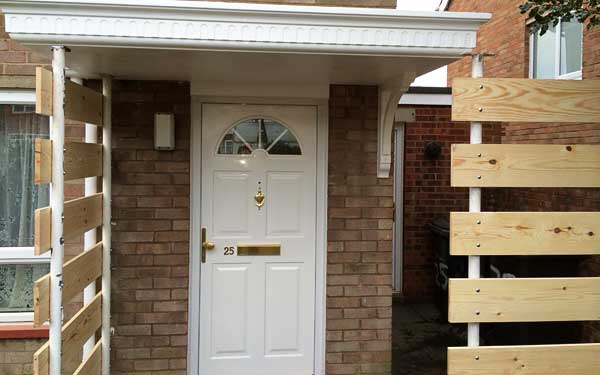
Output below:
[1,0,490,176]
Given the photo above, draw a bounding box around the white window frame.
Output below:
[0,89,51,323]
[529,19,583,80]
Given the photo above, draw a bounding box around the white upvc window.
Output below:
[530,18,583,80]
[0,89,51,323]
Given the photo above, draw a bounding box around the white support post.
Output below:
[101,75,112,375]
[71,76,98,357]
[468,53,484,347]
[49,45,66,375]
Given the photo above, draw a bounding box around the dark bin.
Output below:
[428,217,467,321]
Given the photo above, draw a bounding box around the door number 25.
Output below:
[224,246,235,256]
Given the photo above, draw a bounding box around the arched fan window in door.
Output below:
[217,118,301,155]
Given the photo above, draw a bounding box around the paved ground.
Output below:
[392,302,466,375]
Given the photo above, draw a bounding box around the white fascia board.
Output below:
[1,0,490,56]
[399,93,452,106]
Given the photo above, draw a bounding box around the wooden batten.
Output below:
[34,138,52,184]
[448,278,600,323]
[34,193,103,254]
[35,140,102,184]
[35,67,53,117]
[34,293,102,375]
[35,67,103,125]
[451,144,600,187]
[64,142,103,181]
[452,78,600,123]
[450,212,600,256]
[64,80,104,125]
[34,242,103,327]
[34,207,51,255]
[73,341,102,375]
[448,343,600,375]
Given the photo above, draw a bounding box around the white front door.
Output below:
[199,103,317,375]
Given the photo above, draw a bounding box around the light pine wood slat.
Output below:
[35,67,52,116]
[64,141,103,181]
[73,341,102,375]
[450,212,600,256]
[34,242,103,327]
[448,277,600,323]
[36,141,103,184]
[451,144,600,187]
[35,66,103,125]
[452,78,600,123]
[34,207,51,255]
[34,138,52,184]
[34,193,103,254]
[34,293,102,375]
[64,79,103,125]
[448,343,600,375]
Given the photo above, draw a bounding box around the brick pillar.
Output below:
[327,85,393,375]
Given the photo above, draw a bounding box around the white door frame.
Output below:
[188,95,328,375]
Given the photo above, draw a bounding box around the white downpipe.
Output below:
[71,76,98,357]
[101,76,112,375]
[49,45,66,375]
[468,53,484,347]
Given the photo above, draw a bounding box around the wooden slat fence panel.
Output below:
[35,67,103,125]
[33,293,102,375]
[452,78,600,123]
[448,277,600,323]
[451,144,600,187]
[34,193,103,255]
[34,242,103,326]
[450,212,600,256]
[35,138,52,184]
[73,341,102,375]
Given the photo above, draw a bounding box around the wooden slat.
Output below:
[34,138,51,184]
[452,78,600,123]
[451,144,600,187]
[35,66,103,125]
[35,67,52,117]
[73,341,102,375]
[64,142,103,181]
[35,141,103,184]
[65,79,103,125]
[450,212,600,256]
[449,277,600,323]
[448,343,600,375]
[34,242,103,327]
[34,207,51,255]
[34,193,103,254]
[34,293,102,375]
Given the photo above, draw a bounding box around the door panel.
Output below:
[266,172,304,236]
[265,263,303,356]
[211,264,250,358]
[199,103,317,375]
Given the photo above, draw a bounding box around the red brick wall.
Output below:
[447,0,600,342]
[0,339,45,375]
[110,80,191,374]
[402,106,501,299]
[327,85,392,375]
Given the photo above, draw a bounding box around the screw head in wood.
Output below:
[477,176,482,180]
[475,356,480,360]
[475,310,480,315]
[479,85,484,89]
[478,107,483,112]
[476,243,481,247]
[477,153,482,157]
[475,288,480,293]
[476,220,481,225]
[566,146,573,151]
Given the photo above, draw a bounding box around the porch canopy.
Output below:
[1,0,490,177]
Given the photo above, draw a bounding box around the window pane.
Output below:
[560,20,583,75]
[533,25,557,78]
[218,118,301,155]
[0,104,49,247]
[0,263,50,312]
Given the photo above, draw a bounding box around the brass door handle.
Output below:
[201,227,214,263]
